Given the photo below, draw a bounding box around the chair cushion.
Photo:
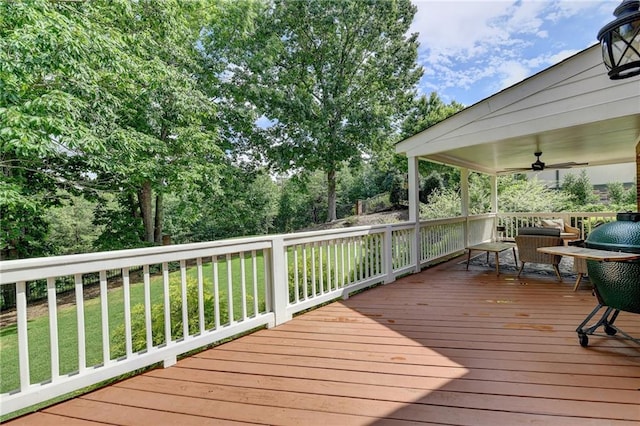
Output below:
[541,218,564,230]
[518,227,561,236]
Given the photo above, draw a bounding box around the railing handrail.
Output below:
[496,211,618,217]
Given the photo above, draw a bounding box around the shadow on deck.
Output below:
[7,256,640,425]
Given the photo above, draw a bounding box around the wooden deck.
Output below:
[7,257,640,425]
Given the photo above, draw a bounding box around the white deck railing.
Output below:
[0,212,614,416]
[0,219,466,416]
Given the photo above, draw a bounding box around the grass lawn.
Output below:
[0,254,267,394]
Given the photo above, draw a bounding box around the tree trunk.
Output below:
[138,181,154,243]
[327,168,337,222]
[154,192,163,245]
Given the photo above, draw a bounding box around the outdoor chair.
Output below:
[515,227,564,281]
[540,218,580,244]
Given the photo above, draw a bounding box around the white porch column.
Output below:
[460,168,470,246]
[460,168,469,216]
[490,174,498,240]
[407,156,420,222]
[490,175,498,213]
[407,156,421,272]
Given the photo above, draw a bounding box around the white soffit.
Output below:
[396,45,640,175]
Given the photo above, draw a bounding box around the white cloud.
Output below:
[545,0,605,23]
[498,60,531,89]
[410,1,512,62]
[502,1,547,35]
[411,1,614,104]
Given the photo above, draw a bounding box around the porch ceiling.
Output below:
[396,45,640,175]
[425,114,640,175]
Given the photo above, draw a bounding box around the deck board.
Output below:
[7,257,640,425]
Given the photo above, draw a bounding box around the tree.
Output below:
[1,0,127,258]
[402,92,465,136]
[420,172,445,204]
[2,1,236,256]
[170,167,279,242]
[218,0,423,222]
[274,171,329,232]
[391,91,464,207]
[44,192,102,255]
[420,188,461,219]
[92,1,226,246]
[607,181,626,205]
[561,170,599,208]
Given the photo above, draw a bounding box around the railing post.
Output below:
[270,237,292,326]
[16,281,30,392]
[412,222,421,273]
[163,355,177,368]
[384,226,395,284]
[490,175,499,241]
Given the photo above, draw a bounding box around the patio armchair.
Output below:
[540,218,580,244]
[515,227,564,281]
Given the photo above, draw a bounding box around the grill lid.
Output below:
[585,212,640,254]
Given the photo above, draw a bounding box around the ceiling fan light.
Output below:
[597,0,640,79]
[531,160,545,171]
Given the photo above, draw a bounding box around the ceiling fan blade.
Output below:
[545,161,589,169]
[500,161,589,173]
[500,167,533,173]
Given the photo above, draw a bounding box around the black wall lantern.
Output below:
[597,0,640,79]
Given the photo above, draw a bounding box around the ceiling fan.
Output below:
[504,151,588,172]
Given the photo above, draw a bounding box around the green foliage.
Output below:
[418,172,490,219]
[421,173,580,218]
[420,188,461,219]
[389,174,408,207]
[93,1,225,245]
[392,92,462,212]
[335,164,389,216]
[419,172,445,204]
[92,194,148,251]
[274,171,328,231]
[468,173,491,214]
[607,181,636,211]
[498,175,569,212]
[1,0,230,255]
[607,181,626,205]
[287,250,316,302]
[274,165,395,231]
[561,170,599,208]
[1,0,122,258]
[623,181,637,206]
[402,92,465,136]
[1,196,52,259]
[168,168,279,243]
[44,192,103,255]
[111,277,222,358]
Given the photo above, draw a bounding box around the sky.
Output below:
[409,0,617,106]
